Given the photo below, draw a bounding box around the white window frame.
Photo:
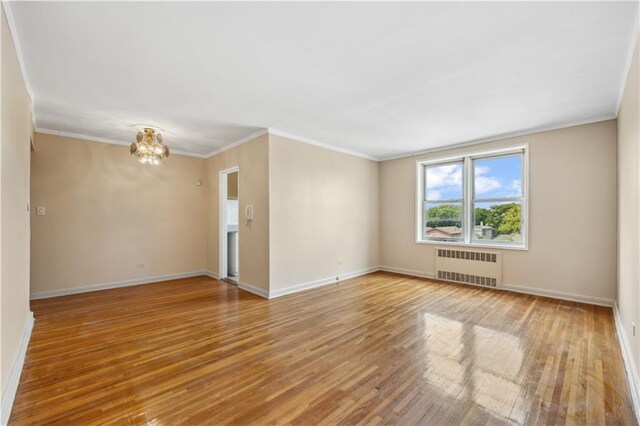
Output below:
[415,144,528,250]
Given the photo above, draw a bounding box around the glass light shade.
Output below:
[130,128,169,165]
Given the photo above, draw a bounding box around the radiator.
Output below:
[434,247,502,289]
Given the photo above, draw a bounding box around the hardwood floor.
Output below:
[10,272,635,425]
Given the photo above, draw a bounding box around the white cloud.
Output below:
[426,164,463,199]
[506,179,521,196]
[475,176,501,194]
[429,190,442,200]
[426,164,462,189]
[474,165,501,194]
[475,166,490,176]
[426,163,512,197]
[472,165,502,194]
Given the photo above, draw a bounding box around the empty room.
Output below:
[1,1,640,424]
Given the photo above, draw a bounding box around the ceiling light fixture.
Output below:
[130,127,169,165]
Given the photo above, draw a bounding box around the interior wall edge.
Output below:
[238,282,269,299]
[616,31,640,402]
[203,128,269,159]
[1,2,34,418]
[204,271,219,280]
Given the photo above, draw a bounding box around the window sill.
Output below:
[415,239,528,251]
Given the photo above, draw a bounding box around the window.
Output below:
[417,146,527,249]
[424,161,464,242]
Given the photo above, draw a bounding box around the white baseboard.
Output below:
[238,282,269,298]
[29,264,614,307]
[613,302,640,421]
[378,265,435,279]
[269,266,379,299]
[204,270,220,279]
[502,283,614,307]
[30,270,210,299]
[1,311,34,426]
[379,265,614,307]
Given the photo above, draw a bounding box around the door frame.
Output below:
[219,166,240,282]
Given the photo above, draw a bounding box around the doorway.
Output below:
[219,167,239,284]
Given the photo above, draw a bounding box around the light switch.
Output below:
[36,206,45,216]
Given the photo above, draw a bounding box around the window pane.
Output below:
[473,201,522,244]
[425,162,463,201]
[424,202,463,241]
[473,154,522,199]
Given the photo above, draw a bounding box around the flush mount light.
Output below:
[130,128,169,165]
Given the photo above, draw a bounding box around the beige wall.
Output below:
[380,120,618,303]
[30,134,207,295]
[618,36,640,378]
[205,134,270,291]
[1,5,33,395]
[268,134,379,292]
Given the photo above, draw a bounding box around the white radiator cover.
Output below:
[434,247,503,289]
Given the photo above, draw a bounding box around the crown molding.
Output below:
[34,128,207,158]
[267,128,379,161]
[378,114,617,162]
[616,8,640,115]
[202,128,379,162]
[203,128,269,158]
[36,113,618,164]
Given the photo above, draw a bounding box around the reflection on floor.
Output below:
[9,272,635,424]
[222,277,237,286]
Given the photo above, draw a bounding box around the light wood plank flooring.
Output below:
[9,272,635,425]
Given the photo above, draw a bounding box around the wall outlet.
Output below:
[36,206,45,216]
[136,264,145,269]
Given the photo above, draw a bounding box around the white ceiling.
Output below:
[8,1,639,160]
